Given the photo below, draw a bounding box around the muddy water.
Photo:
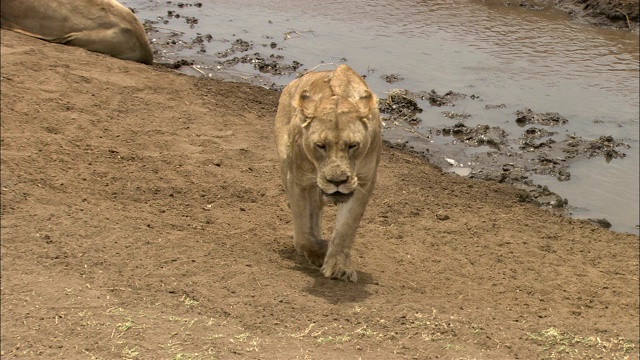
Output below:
[125,0,639,233]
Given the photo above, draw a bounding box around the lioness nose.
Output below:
[327,177,349,187]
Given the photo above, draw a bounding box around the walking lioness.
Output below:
[275,64,382,282]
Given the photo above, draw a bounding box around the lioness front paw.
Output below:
[321,255,357,282]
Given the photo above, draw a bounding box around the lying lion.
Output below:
[275,64,382,282]
[1,0,153,64]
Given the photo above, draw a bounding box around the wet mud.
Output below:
[143,11,305,78]
[554,0,639,31]
[379,89,423,125]
[489,0,639,31]
[379,89,630,222]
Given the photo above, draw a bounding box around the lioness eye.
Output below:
[316,143,326,150]
[348,143,359,150]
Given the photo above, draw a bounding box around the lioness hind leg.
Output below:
[296,238,328,268]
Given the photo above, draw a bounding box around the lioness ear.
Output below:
[356,90,375,125]
[295,89,316,124]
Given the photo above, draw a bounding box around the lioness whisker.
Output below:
[354,186,367,195]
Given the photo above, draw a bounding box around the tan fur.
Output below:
[1,0,153,64]
[275,64,382,282]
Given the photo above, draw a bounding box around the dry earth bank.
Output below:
[1,30,638,359]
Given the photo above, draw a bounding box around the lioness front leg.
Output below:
[288,185,327,267]
[321,186,373,282]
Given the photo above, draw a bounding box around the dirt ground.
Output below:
[554,0,639,30]
[1,29,638,359]
[505,0,640,31]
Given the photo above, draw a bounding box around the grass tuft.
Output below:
[527,327,636,359]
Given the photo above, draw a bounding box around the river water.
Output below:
[124,0,639,233]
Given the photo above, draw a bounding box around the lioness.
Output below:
[0,0,153,64]
[275,64,382,282]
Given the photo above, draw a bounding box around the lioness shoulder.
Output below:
[274,64,381,282]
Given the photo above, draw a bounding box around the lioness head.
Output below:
[296,88,377,203]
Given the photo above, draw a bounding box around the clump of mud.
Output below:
[438,123,508,149]
[176,2,203,8]
[170,59,194,69]
[378,89,423,124]
[589,218,613,229]
[516,183,569,208]
[220,52,303,75]
[415,90,467,107]
[192,33,213,45]
[532,155,571,181]
[515,108,568,126]
[563,135,629,162]
[381,74,405,84]
[519,127,558,151]
[520,138,557,150]
[216,39,252,58]
[442,111,471,120]
[521,127,557,140]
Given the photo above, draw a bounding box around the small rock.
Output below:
[590,218,612,229]
[436,212,450,221]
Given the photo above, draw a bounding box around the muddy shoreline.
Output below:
[136,1,637,231]
[490,0,639,31]
[553,0,639,31]
[377,89,631,219]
